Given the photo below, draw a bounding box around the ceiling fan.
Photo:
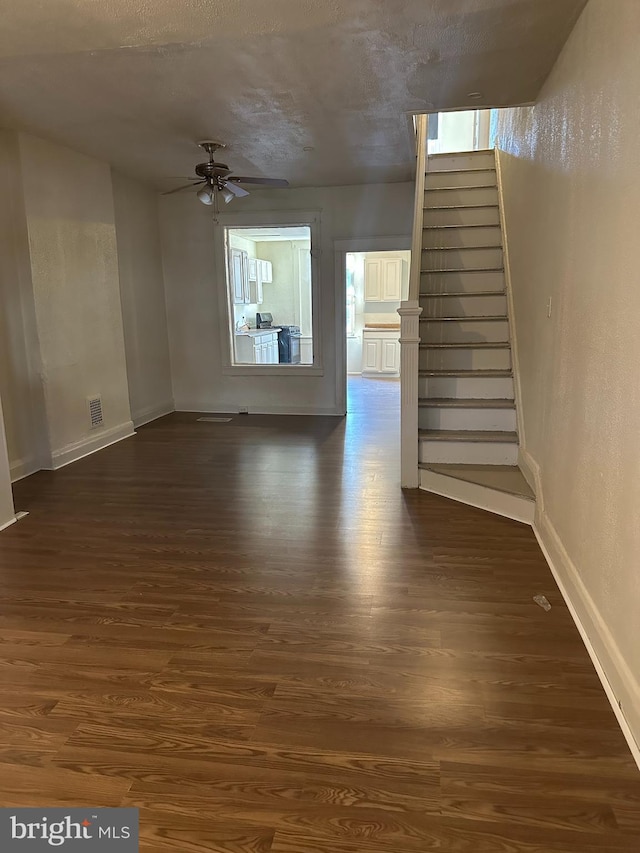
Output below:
[163,141,289,206]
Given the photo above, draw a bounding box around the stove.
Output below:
[277,325,301,364]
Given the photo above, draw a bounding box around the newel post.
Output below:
[398,302,422,488]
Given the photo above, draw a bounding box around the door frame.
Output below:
[334,236,411,415]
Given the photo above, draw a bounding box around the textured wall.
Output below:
[0,131,46,477]
[496,0,640,741]
[19,134,132,459]
[160,182,413,414]
[113,171,173,425]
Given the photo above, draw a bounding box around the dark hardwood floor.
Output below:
[1,376,639,851]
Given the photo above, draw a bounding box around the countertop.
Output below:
[364,324,401,330]
[236,327,282,337]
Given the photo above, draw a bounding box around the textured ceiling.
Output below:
[0,0,587,188]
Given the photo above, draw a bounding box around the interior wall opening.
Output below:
[225,225,313,366]
[345,249,410,397]
[427,109,496,155]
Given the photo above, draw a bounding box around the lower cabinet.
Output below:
[235,331,279,364]
[361,330,400,376]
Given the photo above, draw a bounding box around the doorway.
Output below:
[427,109,493,155]
[344,248,410,407]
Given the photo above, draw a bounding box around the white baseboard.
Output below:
[133,401,175,428]
[518,447,640,767]
[47,421,135,471]
[10,455,39,483]
[419,468,535,525]
[0,515,18,532]
[533,511,640,770]
[175,403,343,417]
[518,447,543,512]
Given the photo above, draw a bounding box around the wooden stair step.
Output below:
[419,429,518,443]
[424,204,499,211]
[419,369,512,378]
[422,245,502,252]
[425,184,497,191]
[419,341,510,350]
[420,291,505,298]
[428,148,494,156]
[418,463,534,499]
[424,223,502,230]
[421,268,504,275]
[420,315,508,322]
[425,167,496,175]
[419,398,515,409]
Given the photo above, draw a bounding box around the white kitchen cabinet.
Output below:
[248,258,258,282]
[361,330,400,376]
[364,257,403,302]
[248,262,264,304]
[230,248,249,304]
[260,259,273,283]
[235,330,279,365]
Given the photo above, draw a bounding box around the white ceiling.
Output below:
[0,0,587,188]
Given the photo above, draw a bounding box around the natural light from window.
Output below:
[226,225,313,367]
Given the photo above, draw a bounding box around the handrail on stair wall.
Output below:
[398,113,427,488]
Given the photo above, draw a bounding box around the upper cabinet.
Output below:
[231,250,273,304]
[260,259,273,283]
[364,257,403,302]
[230,248,249,304]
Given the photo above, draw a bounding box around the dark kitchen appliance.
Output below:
[256,312,273,329]
[278,325,302,364]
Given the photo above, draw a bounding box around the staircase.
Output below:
[415,148,534,523]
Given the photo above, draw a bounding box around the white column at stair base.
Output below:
[398,300,423,488]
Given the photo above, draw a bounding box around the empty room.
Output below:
[0,1,638,851]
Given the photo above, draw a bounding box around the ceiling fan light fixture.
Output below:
[220,187,235,205]
[197,185,215,205]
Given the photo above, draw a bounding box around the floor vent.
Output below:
[88,396,104,429]
[196,417,233,423]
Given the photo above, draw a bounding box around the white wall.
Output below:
[0,131,47,480]
[495,0,640,748]
[160,182,413,415]
[113,171,173,427]
[251,239,313,341]
[18,134,134,467]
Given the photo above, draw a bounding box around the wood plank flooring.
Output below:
[2,375,639,852]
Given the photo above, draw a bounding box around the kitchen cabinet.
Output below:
[260,259,273,283]
[361,329,400,376]
[230,248,249,304]
[231,250,267,304]
[248,262,263,304]
[235,330,280,365]
[364,257,403,302]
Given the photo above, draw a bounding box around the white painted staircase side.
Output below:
[416,149,534,523]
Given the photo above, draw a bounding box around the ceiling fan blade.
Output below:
[228,176,289,188]
[222,181,250,198]
[162,181,205,196]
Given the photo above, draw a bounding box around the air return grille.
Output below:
[88,396,104,429]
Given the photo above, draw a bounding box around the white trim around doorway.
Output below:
[334,236,412,415]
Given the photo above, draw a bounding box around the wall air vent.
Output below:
[88,396,104,429]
